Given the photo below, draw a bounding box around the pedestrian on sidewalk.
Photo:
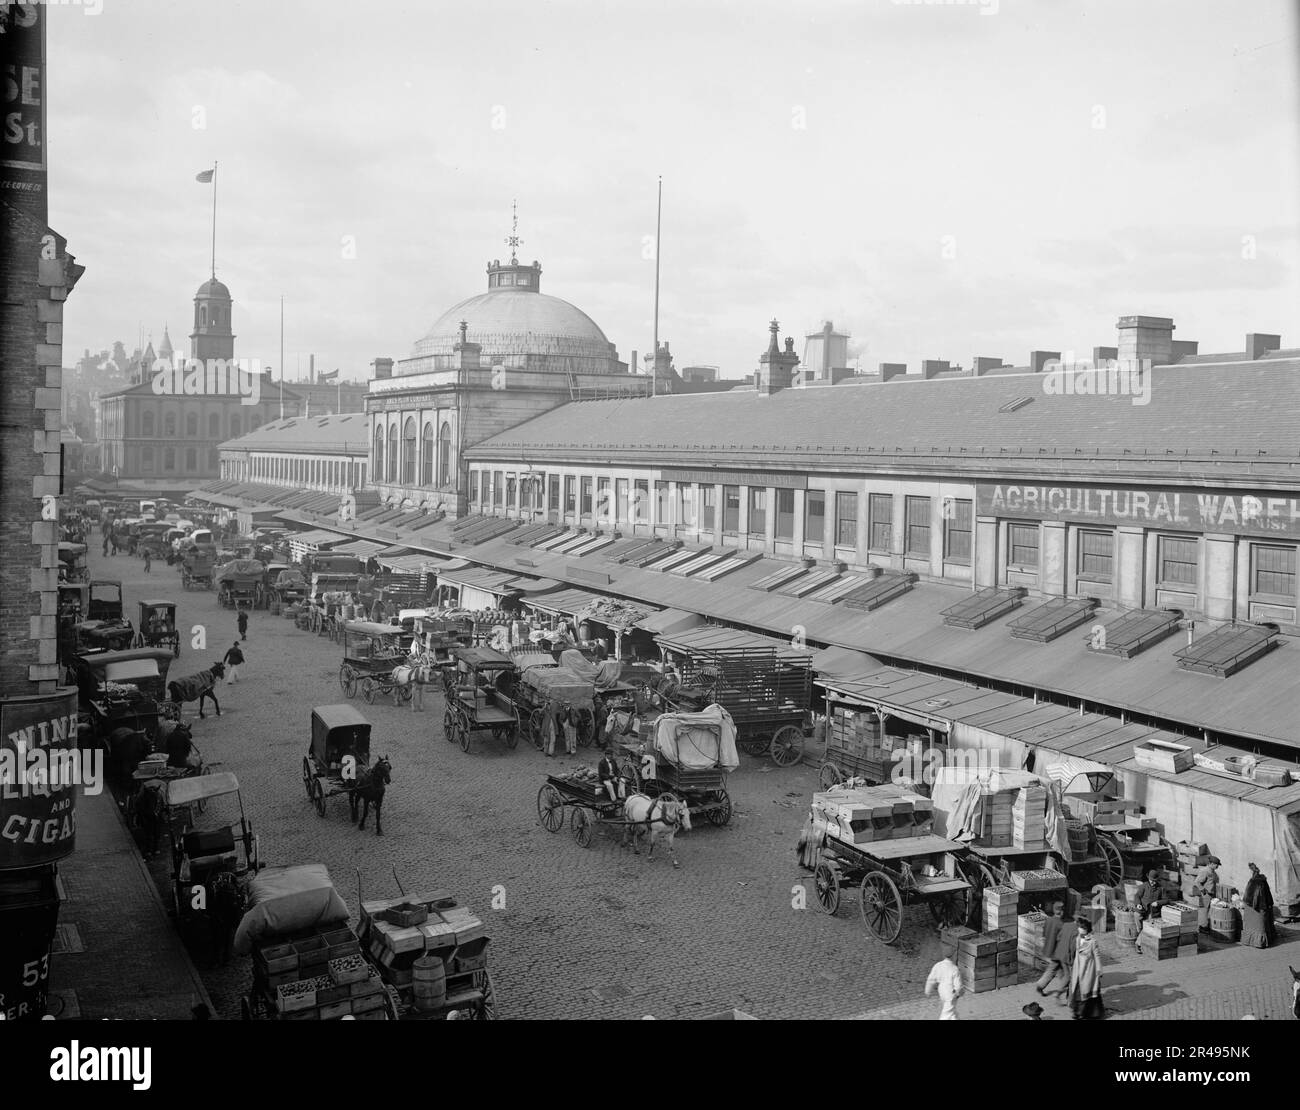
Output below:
[143,549,152,573]
[1241,862,1277,948]
[1034,901,1066,997]
[924,944,965,1020]
[237,606,248,641]
[1051,911,1079,1006]
[223,641,244,683]
[102,535,110,557]
[1067,916,1104,1019]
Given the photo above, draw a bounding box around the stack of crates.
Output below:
[983,885,1019,936]
[956,930,1019,993]
[1161,902,1200,956]
[979,791,1014,848]
[1012,784,1046,848]
[1175,841,1210,901]
[1017,910,1048,971]
[1137,918,1180,960]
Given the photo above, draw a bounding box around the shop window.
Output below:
[775,488,795,540]
[835,491,858,547]
[748,488,767,535]
[805,489,825,543]
[1007,523,1040,569]
[701,485,716,531]
[1077,529,1114,580]
[634,479,649,523]
[1250,544,1296,601]
[548,476,560,512]
[1157,535,1198,587]
[421,422,434,486]
[581,477,594,516]
[905,496,931,557]
[722,485,740,533]
[493,470,504,508]
[943,498,972,562]
[616,479,630,523]
[565,476,577,514]
[469,470,479,503]
[867,493,892,551]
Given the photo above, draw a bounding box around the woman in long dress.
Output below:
[1242,862,1277,948]
[1068,916,1104,1019]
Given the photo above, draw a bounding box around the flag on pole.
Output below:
[318,368,339,382]
[196,168,215,183]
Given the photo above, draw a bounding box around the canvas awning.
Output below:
[290,529,349,548]
[525,588,602,617]
[632,608,706,636]
[508,577,563,594]
[438,566,523,596]
[655,623,811,661]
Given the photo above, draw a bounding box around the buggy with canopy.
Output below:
[70,646,175,744]
[58,541,89,582]
[180,549,216,590]
[134,599,180,656]
[303,703,373,819]
[163,771,261,923]
[337,621,413,701]
[217,559,266,610]
[443,647,520,753]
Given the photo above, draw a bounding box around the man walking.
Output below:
[924,943,965,1020]
[410,657,426,713]
[1034,901,1066,998]
[237,605,249,641]
[1051,911,1079,1006]
[223,641,245,683]
[143,549,152,574]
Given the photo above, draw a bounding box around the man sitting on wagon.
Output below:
[597,750,625,802]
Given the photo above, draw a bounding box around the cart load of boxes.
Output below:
[255,927,389,1020]
[809,783,934,845]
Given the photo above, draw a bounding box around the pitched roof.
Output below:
[219,412,371,452]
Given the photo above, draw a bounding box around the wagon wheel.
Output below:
[383,985,403,1021]
[655,790,682,816]
[171,637,181,658]
[338,663,353,695]
[859,871,903,944]
[312,777,327,817]
[770,724,805,767]
[570,807,594,848]
[443,708,457,743]
[706,789,732,827]
[928,888,971,931]
[361,677,378,705]
[537,784,565,832]
[738,731,770,757]
[503,722,519,750]
[813,861,841,915]
[302,757,314,799]
[619,757,642,795]
[474,970,498,1020]
[529,709,547,750]
[457,711,473,753]
[1096,832,1123,887]
[491,725,511,746]
[818,761,844,791]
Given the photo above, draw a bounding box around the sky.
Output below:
[48,0,1300,382]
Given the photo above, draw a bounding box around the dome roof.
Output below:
[196,278,231,299]
[411,289,612,361]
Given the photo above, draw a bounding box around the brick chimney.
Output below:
[972,357,1004,376]
[879,362,907,382]
[1246,333,1281,360]
[453,320,481,370]
[371,357,393,380]
[1030,350,1061,374]
[1116,316,1174,367]
[921,360,950,380]
[756,320,799,396]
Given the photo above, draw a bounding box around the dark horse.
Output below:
[167,662,225,719]
[349,756,392,836]
[206,872,247,966]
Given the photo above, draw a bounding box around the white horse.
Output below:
[622,793,691,868]
[391,647,437,699]
[1290,966,1299,1020]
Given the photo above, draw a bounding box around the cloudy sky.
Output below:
[50,0,1299,381]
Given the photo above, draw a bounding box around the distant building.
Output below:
[799,320,852,384]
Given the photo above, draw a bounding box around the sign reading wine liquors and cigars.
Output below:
[978,484,1300,539]
[0,691,79,870]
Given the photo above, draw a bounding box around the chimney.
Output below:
[756,319,799,396]
[371,357,393,380]
[1030,350,1061,374]
[921,359,950,380]
[1116,315,1174,367]
[972,357,1004,376]
[1246,333,1281,360]
[310,353,315,382]
[1170,339,1199,360]
[879,362,908,382]
[829,366,855,385]
[630,349,638,375]
[1092,346,1118,366]
[453,320,481,370]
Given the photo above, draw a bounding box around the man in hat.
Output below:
[1022,1002,1044,1020]
[1035,902,1067,997]
[1194,856,1221,932]
[1135,868,1169,921]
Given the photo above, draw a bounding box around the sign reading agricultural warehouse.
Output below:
[977,484,1300,538]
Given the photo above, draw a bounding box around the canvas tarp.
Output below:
[217,558,265,585]
[521,666,594,712]
[232,863,350,955]
[274,568,306,588]
[929,766,1072,863]
[652,705,740,772]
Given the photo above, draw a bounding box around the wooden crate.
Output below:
[1133,739,1194,774]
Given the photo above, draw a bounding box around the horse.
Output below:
[167,662,226,719]
[134,780,166,858]
[349,756,392,836]
[1291,966,1299,1019]
[391,649,436,705]
[206,871,247,966]
[621,792,691,868]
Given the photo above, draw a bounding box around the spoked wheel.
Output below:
[619,757,642,795]
[537,784,565,832]
[312,778,326,817]
[706,789,732,827]
[818,762,844,791]
[443,709,457,743]
[770,724,805,767]
[458,713,472,753]
[339,664,354,696]
[474,971,497,1020]
[361,678,377,705]
[442,671,455,699]
[302,757,314,799]
[504,723,519,750]
[656,791,682,818]
[928,889,970,930]
[859,870,903,944]
[529,709,547,750]
[570,807,594,848]
[576,718,594,748]
[738,731,770,757]
[814,861,842,915]
[1096,833,1123,887]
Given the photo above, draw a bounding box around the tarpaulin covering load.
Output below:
[217,559,265,584]
[274,568,306,588]
[232,864,350,955]
[653,705,740,772]
[559,649,598,683]
[929,767,1072,863]
[522,667,594,712]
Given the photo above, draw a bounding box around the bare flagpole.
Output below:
[210,161,218,278]
[279,296,285,419]
[652,176,662,399]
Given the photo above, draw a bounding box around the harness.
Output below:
[630,796,682,832]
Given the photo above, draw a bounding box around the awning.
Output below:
[330,540,385,558]
[655,623,811,661]
[632,608,705,636]
[508,577,563,595]
[524,588,601,617]
[437,566,523,596]
[810,646,876,679]
[290,529,349,547]
[376,553,436,574]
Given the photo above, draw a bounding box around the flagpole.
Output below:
[210,161,218,279]
[279,296,285,420]
[652,175,662,399]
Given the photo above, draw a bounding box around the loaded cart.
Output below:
[616,705,738,827]
[236,864,394,1020]
[443,647,520,753]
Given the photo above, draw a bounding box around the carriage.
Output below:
[217,559,266,610]
[180,550,215,590]
[415,614,475,673]
[443,647,520,753]
[657,645,811,767]
[337,621,413,702]
[614,705,737,828]
[163,771,261,926]
[57,541,89,583]
[303,704,375,819]
[133,599,181,656]
[135,523,173,561]
[69,647,175,745]
[508,655,638,749]
[266,566,308,615]
[69,580,135,653]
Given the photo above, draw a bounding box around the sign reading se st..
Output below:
[2,2,46,172]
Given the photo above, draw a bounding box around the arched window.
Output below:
[386,424,397,483]
[164,447,176,471]
[402,418,417,485]
[421,422,434,486]
[200,306,207,326]
[373,425,384,483]
[438,422,452,487]
[185,448,197,471]
[141,446,154,470]
[164,411,176,437]
[230,415,241,438]
[186,412,198,436]
[142,411,155,437]
[208,413,220,437]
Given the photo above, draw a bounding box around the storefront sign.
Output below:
[1,2,47,216]
[0,690,80,870]
[662,469,806,490]
[978,484,1300,538]
[0,869,59,1021]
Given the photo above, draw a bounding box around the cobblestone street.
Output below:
[96,545,974,1020]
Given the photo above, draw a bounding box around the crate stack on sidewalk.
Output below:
[1017,909,1048,972]
[1012,783,1046,848]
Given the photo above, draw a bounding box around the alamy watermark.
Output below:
[0,740,104,798]
[892,0,999,15]
[1041,353,1152,407]
[150,356,262,405]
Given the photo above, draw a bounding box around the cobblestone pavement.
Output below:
[83,543,1300,1021]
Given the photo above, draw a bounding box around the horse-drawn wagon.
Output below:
[57,541,89,583]
[657,642,812,767]
[616,705,738,828]
[302,704,391,833]
[69,646,175,745]
[180,550,215,590]
[70,580,135,652]
[443,647,520,753]
[217,559,265,610]
[266,566,308,615]
[337,621,413,702]
[133,599,181,656]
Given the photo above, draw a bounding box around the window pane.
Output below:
[835,491,858,547]
[616,479,629,522]
[805,490,825,543]
[655,481,668,524]
[701,485,716,530]
[1077,530,1113,577]
[722,485,740,532]
[1252,544,1296,597]
[868,493,892,551]
[944,498,972,561]
[1158,536,1198,586]
[506,475,517,507]
[1008,523,1039,568]
[493,470,503,507]
[775,488,795,540]
[548,477,560,511]
[634,479,649,523]
[581,477,593,515]
[597,478,611,521]
[565,476,576,513]
[904,496,931,556]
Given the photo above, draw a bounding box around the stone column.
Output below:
[974,516,998,588]
[1040,521,1068,596]
[1201,533,1237,621]
[1116,526,1146,608]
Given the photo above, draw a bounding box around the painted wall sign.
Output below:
[0,690,80,870]
[978,484,1300,538]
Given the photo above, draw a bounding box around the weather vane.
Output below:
[506,199,522,264]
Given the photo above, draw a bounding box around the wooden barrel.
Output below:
[412,955,446,1013]
[1066,820,1090,856]
[1208,902,1240,941]
[1114,906,1142,940]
